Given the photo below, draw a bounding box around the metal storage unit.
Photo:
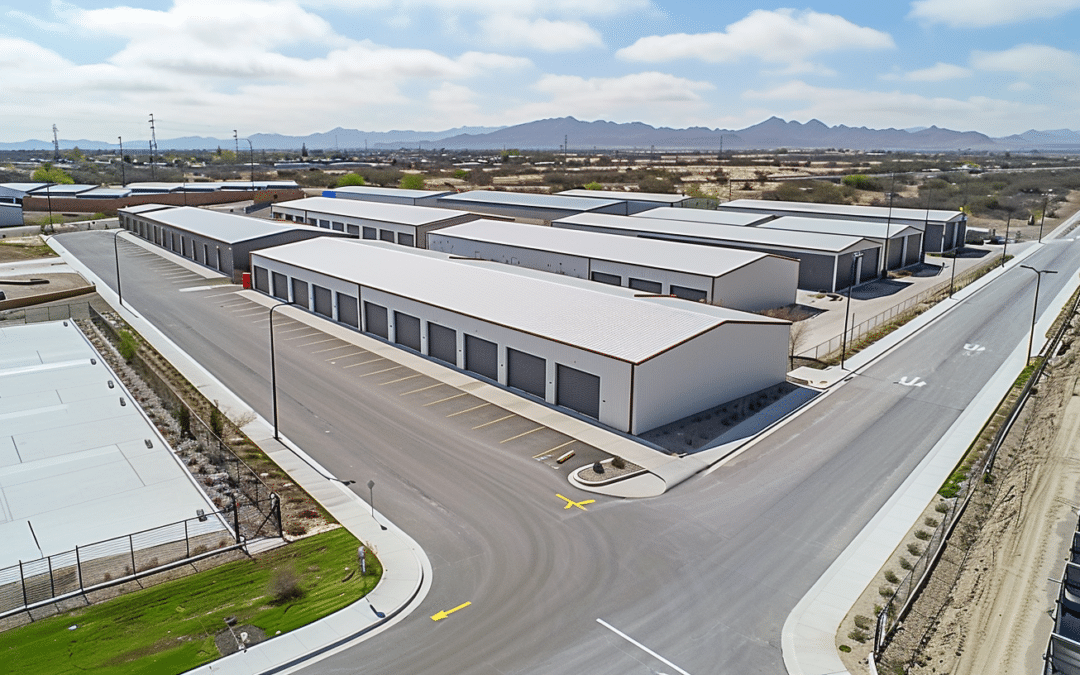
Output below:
[364,302,388,338]
[253,267,269,293]
[292,279,309,309]
[464,335,498,380]
[337,293,359,328]
[272,272,289,300]
[756,216,922,273]
[313,286,332,318]
[507,348,546,398]
[428,323,457,365]
[323,186,452,206]
[434,190,627,224]
[556,364,601,420]
[557,189,693,215]
[395,312,422,351]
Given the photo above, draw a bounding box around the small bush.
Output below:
[117,330,138,361]
[914,529,932,541]
[935,502,950,514]
[839,644,852,653]
[924,517,939,528]
[270,569,304,603]
[611,456,626,470]
[854,615,871,630]
[884,570,899,584]
[879,585,895,598]
[210,402,224,439]
[899,557,912,571]
[907,543,923,557]
[298,509,320,519]
[848,628,869,643]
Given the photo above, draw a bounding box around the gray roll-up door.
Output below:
[394,312,421,351]
[379,230,395,242]
[591,271,620,285]
[886,239,903,270]
[364,302,388,338]
[332,221,344,232]
[670,285,707,302]
[905,234,922,266]
[629,278,662,294]
[313,285,332,317]
[428,323,457,365]
[397,232,415,247]
[556,364,600,419]
[337,293,359,328]
[860,248,879,283]
[291,279,309,308]
[363,226,376,240]
[318,219,330,229]
[507,348,545,398]
[253,266,269,293]
[464,335,498,380]
[347,224,359,236]
[272,272,289,300]
[835,253,855,290]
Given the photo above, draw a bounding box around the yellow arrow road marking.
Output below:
[431,601,472,621]
[556,494,595,511]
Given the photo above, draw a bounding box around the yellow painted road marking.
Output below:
[542,440,576,456]
[380,373,421,385]
[327,351,365,361]
[298,337,338,347]
[401,383,445,396]
[343,357,384,368]
[447,402,489,417]
[278,326,312,334]
[500,426,544,444]
[431,601,471,621]
[360,365,402,377]
[285,332,323,341]
[313,344,352,354]
[473,414,514,430]
[556,494,595,511]
[425,392,467,406]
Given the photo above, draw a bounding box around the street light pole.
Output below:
[1020,265,1058,365]
[949,250,958,298]
[112,229,124,307]
[367,479,386,530]
[269,301,295,440]
[1039,195,1049,243]
[118,136,126,186]
[243,138,255,184]
[884,173,895,276]
[840,251,864,370]
[1001,214,1012,267]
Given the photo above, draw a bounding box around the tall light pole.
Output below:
[1020,265,1057,365]
[243,138,255,184]
[883,173,895,276]
[840,251,864,370]
[112,229,124,307]
[1001,214,1012,267]
[269,301,295,440]
[367,479,386,530]
[1039,194,1049,243]
[118,136,126,186]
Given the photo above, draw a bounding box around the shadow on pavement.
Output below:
[850,278,913,300]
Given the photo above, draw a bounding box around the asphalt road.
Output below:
[56,231,1080,674]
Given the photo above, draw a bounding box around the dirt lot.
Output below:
[0,236,57,262]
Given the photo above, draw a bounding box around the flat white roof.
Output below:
[758,216,922,241]
[120,203,174,215]
[555,212,876,255]
[76,187,133,198]
[126,182,185,192]
[0,182,49,193]
[329,186,452,199]
[274,196,470,226]
[0,322,219,566]
[126,206,316,244]
[29,184,97,196]
[557,189,689,204]
[432,220,781,278]
[632,207,773,227]
[439,190,623,212]
[720,199,964,223]
[253,239,783,363]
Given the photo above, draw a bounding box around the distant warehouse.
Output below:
[118,205,348,279]
[556,189,693,214]
[434,190,628,224]
[271,196,477,248]
[322,185,452,206]
[554,212,881,292]
[427,220,797,312]
[756,216,923,271]
[250,239,790,434]
[714,199,966,253]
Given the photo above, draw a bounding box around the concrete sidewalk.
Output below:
[47,233,433,675]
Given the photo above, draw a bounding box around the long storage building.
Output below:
[250,239,790,435]
[427,219,797,311]
[434,190,627,224]
[118,205,346,279]
[554,212,881,292]
[715,199,966,253]
[271,196,477,248]
[322,186,452,206]
[556,189,693,214]
[756,216,923,271]
[632,206,775,227]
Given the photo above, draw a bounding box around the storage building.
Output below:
[271,196,478,248]
[757,216,923,271]
[428,220,797,311]
[556,189,693,214]
[632,206,774,227]
[715,199,966,253]
[434,190,627,224]
[0,202,22,227]
[554,212,881,292]
[249,239,790,434]
[322,186,452,206]
[118,205,347,278]
[0,183,49,205]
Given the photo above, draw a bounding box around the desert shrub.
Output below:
[270,569,304,603]
[117,330,138,361]
[842,174,882,191]
[848,628,869,643]
[899,557,912,571]
[884,570,899,584]
[914,529,931,541]
[854,615,871,630]
[907,543,923,556]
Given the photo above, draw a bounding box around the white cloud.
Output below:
[301,0,651,18]
[971,44,1080,74]
[909,0,1080,27]
[478,15,604,52]
[616,8,893,72]
[887,62,972,82]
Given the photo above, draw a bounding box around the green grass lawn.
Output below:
[0,528,381,675]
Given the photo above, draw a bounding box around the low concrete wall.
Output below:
[0,283,96,310]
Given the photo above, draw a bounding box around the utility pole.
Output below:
[883,173,896,276]
[118,136,126,186]
[52,124,60,161]
[233,129,239,161]
[564,134,568,166]
[148,114,158,180]
[1039,195,1049,242]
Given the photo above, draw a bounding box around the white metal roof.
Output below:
[632,207,773,226]
[274,196,470,226]
[128,206,317,244]
[329,186,452,199]
[720,199,965,223]
[431,219,780,278]
[76,187,133,198]
[555,212,877,255]
[126,182,185,192]
[0,322,219,566]
[557,189,689,204]
[439,190,623,211]
[119,203,177,215]
[29,184,97,196]
[0,182,49,194]
[758,216,922,241]
[253,239,784,363]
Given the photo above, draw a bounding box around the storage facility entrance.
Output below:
[313,286,332,318]
[337,293,359,328]
[291,279,309,308]
[556,364,600,419]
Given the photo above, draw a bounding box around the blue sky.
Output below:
[1,0,1077,142]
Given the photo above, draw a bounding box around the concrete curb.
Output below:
[46,233,433,675]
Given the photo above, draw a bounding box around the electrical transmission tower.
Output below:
[148,113,159,180]
[52,124,60,161]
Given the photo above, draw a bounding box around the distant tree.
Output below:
[470,169,493,186]
[399,174,426,190]
[31,164,74,184]
[582,181,603,191]
[301,143,309,158]
[336,173,366,187]
[66,147,86,162]
[841,174,882,191]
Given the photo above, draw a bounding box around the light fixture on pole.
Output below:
[840,251,864,370]
[367,479,387,530]
[118,136,126,186]
[243,138,255,184]
[1039,194,1050,243]
[1020,265,1057,365]
[112,229,124,307]
[269,301,295,440]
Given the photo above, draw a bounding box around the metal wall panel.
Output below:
[394,312,421,351]
[428,323,457,365]
[337,293,359,328]
[464,335,498,380]
[313,285,333,317]
[253,266,270,293]
[271,272,289,300]
[887,239,904,269]
[507,348,545,398]
[364,302,388,338]
[291,278,309,308]
[556,364,601,419]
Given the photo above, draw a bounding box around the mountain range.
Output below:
[3,117,1079,153]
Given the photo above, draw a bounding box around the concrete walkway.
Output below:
[47,233,433,675]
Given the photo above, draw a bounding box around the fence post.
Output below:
[129,535,136,576]
[19,561,28,608]
[47,556,55,600]
[185,519,190,559]
[232,496,241,544]
[273,493,282,538]
[75,545,83,592]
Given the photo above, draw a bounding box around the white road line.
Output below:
[595,619,691,675]
[313,344,352,354]
[401,383,445,396]
[277,325,312,334]
[380,373,421,385]
[284,333,322,341]
[205,291,239,298]
[472,413,514,430]
[447,402,489,417]
[360,365,402,377]
[343,357,384,368]
[423,392,467,406]
[298,337,338,347]
[178,285,225,292]
[327,351,365,361]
